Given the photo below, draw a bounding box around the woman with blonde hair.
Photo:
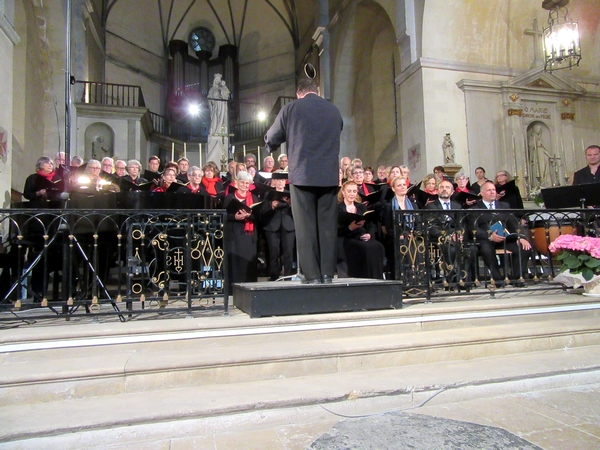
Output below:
[337,181,385,279]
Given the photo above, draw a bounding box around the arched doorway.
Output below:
[331,0,399,166]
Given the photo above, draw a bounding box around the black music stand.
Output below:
[541,182,600,208]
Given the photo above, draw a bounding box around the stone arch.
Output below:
[84,123,115,162]
[331,0,400,166]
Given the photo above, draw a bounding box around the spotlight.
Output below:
[188,103,201,117]
[256,110,267,121]
[252,104,267,121]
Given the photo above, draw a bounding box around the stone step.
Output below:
[1,344,599,445]
[1,296,599,408]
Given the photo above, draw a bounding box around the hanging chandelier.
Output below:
[542,0,582,72]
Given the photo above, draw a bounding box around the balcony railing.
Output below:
[150,112,191,142]
[391,208,598,300]
[1,200,596,322]
[230,97,295,144]
[230,120,269,143]
[0,205,227,321]
[75,82,294,144]
[269,96,295,118]
[76,81,146,108]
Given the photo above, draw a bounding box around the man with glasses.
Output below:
[115,160,127,178]
[244,153,257,169]
[101,157,114,174]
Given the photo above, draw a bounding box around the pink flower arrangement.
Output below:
[549,234,600,281]
[548,235,600,259]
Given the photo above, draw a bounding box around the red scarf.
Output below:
[37,170,56,181]
[187,184,201,194]
[361,183,370,195]
[202,177,219,196]
[236,191,255,235]
[455,186,470,193]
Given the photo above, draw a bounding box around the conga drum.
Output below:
[528,212,579,255]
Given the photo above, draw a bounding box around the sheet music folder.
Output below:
[541,182,600,208]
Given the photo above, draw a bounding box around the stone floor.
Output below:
[2,284,599,449]
[6,379,598,449]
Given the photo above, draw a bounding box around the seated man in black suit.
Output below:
[424,180,473,285]
[471,181,532,286]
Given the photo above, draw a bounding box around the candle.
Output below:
[243,145,246,157]
[184,142,187,158]
[199,143,202,167]
[523,135,529,178]
[171,142,175,162]
[512,134,518,175]
[258,146,261,164]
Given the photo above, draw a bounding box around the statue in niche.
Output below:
[208,74,230,135]
[442,133,455,164]
[528,123,552,187]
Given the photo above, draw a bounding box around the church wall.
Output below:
[40,1,67,162]
[575,97,600,168]
[407,0,600,191]
[84,1,104,81]
[398,69,425,173]
[104,3,164,58]
[420,67,470,175]
[75,109,148,164]
[422,0,540,70]
[461,89,506,181]
[420,67,515,180]
[0,27,13,206]
[105,60,165,115]
[11,0,50,197]
[104,34,166,114]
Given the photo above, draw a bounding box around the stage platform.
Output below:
[233,278,403,318]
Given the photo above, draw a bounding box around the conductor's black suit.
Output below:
[265,85,343,283]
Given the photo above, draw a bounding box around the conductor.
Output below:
[265,79,343,284]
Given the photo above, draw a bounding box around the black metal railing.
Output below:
[0,207,227,321]
[76,81,146,107]
[270,96,295,118]
[150,112,192,142]
[230,96,295,144]
[2,203,594,322]
[231,119,269,143]
[391,208,598,300]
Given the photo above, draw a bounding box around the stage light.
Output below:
[188,103,200,116]
[255,109,267,121]
[252,105,267,121]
